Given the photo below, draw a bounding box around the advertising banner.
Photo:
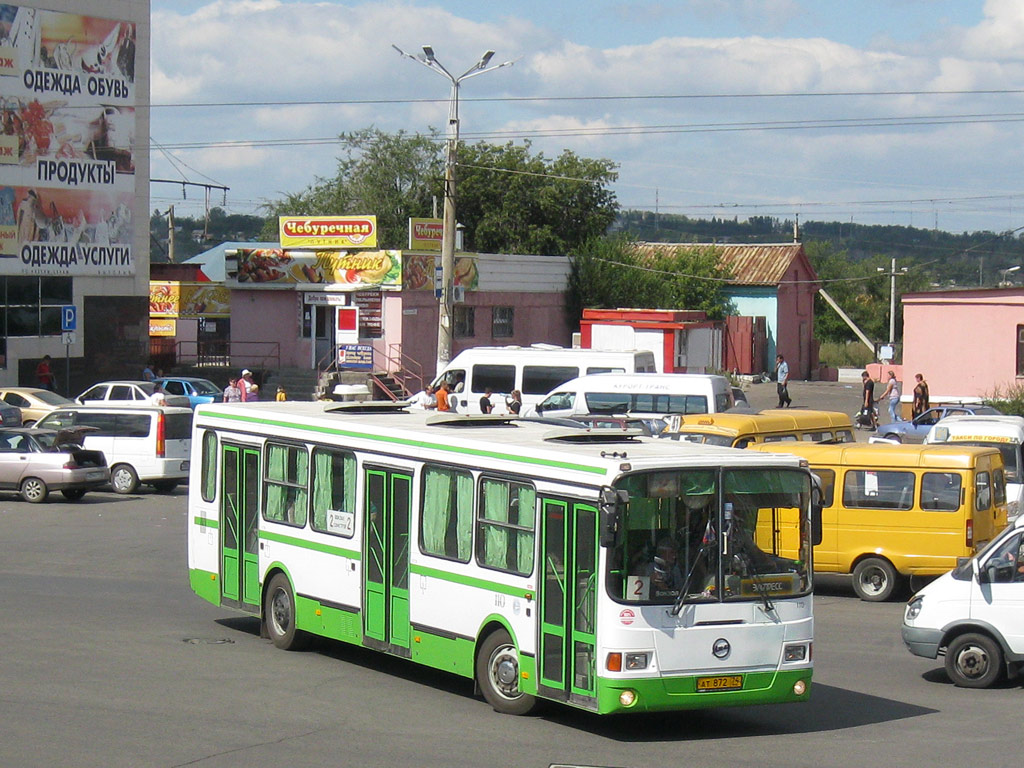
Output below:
[150,281,231,319]
[279,215,377,249]
[403,253,479,291]
[229,248,401,288]
[408,217,442,251]
[338,343,373,370]
[0,4,137,275]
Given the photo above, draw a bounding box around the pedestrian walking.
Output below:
[880,371,902,423]
[775,354,792,408]
[479,387,494,414]
[223,377,242,403]
[35,354,56,391]
[912,373,930,418]
[860,371,878,430]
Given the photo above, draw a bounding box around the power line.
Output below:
[146,87,1024,110]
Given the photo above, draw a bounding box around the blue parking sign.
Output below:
[61,305,76,332]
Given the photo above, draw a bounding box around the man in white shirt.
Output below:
[410,385,436,410]
[775,354,792,408]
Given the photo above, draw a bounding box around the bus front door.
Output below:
[539,499,598,704]
[363,466,412,654]
[220,443,260,611]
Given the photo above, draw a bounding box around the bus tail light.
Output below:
[966,518,974,548]
[156,413,166,458]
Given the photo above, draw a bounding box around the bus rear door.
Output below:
[363,466,413,654]
[220,442,260,611]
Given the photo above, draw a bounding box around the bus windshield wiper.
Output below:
[733,549,775,613]
[671,520,716,616]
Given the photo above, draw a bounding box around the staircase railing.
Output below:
[381,343,425,397]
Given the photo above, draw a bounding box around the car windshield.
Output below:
[188,380,222,395]
[31,391,73,405]
[28,432,57,450]
[606,467,812,606]
[673,432,735,447]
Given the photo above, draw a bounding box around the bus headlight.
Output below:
[625,652,650,670]
[793,679,807,696]
[1008,500,1020,520]
[906,596,923,621]
[783,644,807,662]
[619,689,638,707]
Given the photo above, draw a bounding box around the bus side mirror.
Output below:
[599,487,628,547]
[535,402,544,414]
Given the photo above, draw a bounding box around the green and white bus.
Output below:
[187,401,817,715]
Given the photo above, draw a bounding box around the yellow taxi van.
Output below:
[662,409,855,448]
[747,442,1009,601]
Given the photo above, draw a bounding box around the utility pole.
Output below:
[393,44,514,375]
[167,205,175,263]
[877,257,908,346]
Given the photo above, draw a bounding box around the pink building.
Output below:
[902,287,1024,401]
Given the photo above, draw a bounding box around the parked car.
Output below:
[36,404,192,494]
[0,426,108,502]
[75,380,191,409]
[0,387,73,426]
[152,376,223,409]
[0,397,23,427]
[878,404,1001,443]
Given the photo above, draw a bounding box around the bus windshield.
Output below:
[953,441,1020,483]
[608,468,812,605]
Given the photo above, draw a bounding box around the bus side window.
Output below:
[420,465,473,561]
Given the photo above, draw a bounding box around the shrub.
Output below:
[817,341,875,369]
[983,383,1024,416]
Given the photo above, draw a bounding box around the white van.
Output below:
[902,514,1024,688]
[432,345,657,414]
[35,404,193,494]
[926,415,1024,521]
[526,372,734,419]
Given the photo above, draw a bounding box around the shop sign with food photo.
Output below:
[228,248,402,287]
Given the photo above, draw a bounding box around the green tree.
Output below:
[457,142,619,255]
[566,237,732,330]
[260,130,619,254]
[261,128,444,247]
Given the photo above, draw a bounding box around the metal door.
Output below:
[363,466,412,651]
[539,499,598,700]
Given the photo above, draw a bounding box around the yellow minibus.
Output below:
[747,442,1009,601]
[663,410,855,448]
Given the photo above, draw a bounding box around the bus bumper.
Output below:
[595,669,812,714]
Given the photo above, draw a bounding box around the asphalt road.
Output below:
[1,487,1020,768]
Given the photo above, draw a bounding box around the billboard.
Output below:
[150,281,231,319]
[0,4,137,276]
[228,248,402,288]
[279,216,377,249]
[408,217,442,251]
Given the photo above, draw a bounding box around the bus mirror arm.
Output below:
[599,487,628,547]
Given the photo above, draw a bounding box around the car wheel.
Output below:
[475,629,538,715]
[852,557,899,601]
[21,420,34,428]
[111,464,139,494]
[151,480,178,493]
[945,632,1004,688]
[61,488,86,501]
[20,477,48,503]
[264,573,310,651]
[882,433,902,443]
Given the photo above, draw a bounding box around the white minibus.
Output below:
[926,415,1024,521]
[432,346,657,414]
[526,372,733,419]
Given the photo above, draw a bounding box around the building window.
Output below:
[492,306,514,338]
[454,305,475,339]
[1017,325,1024,376]
[3,276,72,338]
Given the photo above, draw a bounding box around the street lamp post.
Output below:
[393,44,514,375]
[999,265,1021,286]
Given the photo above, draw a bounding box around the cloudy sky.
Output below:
[149,0,1024,235]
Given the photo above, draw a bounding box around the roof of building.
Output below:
[184,241,278,282]
[632,242,808,286]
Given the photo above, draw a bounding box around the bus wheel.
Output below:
[264,573,309,651]
[476,629,537,715]
[852,557,898,601]
[945,633,1004,688]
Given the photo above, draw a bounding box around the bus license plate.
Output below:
[697,675,743,691]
